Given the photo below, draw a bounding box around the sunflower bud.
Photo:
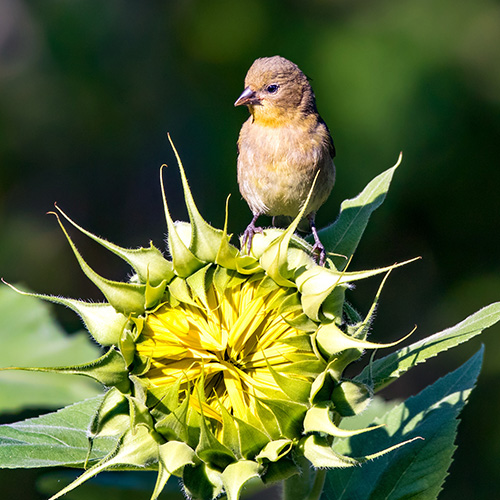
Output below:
[8,148,415,500]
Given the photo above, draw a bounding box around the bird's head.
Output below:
[234,56,317,125]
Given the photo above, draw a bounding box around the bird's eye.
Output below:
[266,84,279,94]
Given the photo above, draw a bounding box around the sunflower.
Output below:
[4,145,414,500]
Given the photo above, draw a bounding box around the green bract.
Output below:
[2,148,499,500]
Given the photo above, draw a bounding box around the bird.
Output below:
[234,55,335,266]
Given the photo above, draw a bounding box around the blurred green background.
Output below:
[0,0,499,498]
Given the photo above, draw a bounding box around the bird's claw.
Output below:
[308,214,326,266]
[311,241,326,266]
[242,221,263,254]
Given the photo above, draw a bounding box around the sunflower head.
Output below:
[8,146,412,500]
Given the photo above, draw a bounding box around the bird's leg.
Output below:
[308,213,326,266]
[242,213,263,254]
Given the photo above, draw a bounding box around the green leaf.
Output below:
[316,156,401,270]
[355,302,500,392]
[323,347,484,500]
[331,381,372,417]
[0,286,102,412]
[0,396,116,468]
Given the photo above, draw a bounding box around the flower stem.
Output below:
[306,469,326,500]
[282,458,326,500]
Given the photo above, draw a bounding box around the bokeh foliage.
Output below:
[1,0,499,498]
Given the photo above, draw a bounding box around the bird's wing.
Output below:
[319,117,336,159]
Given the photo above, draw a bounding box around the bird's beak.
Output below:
[234,87,260,107]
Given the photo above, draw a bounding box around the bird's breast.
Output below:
[237,118,335,217]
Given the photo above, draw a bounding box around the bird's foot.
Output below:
[242,216,263,254]
[311,240,326,266]
[308,213,326,266]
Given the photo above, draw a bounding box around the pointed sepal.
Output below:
[259,173,320,285]
[221,460,262,500]
[160,165,205,277]
[49,426,161,500]
[0,282,129,346]
[55,205,174,286]
[51,213,147,314]
[168,135,230,264]
[256,439,293,463]
[303,404,383,438]
[0,347,131,393]
[316,321,413,357]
